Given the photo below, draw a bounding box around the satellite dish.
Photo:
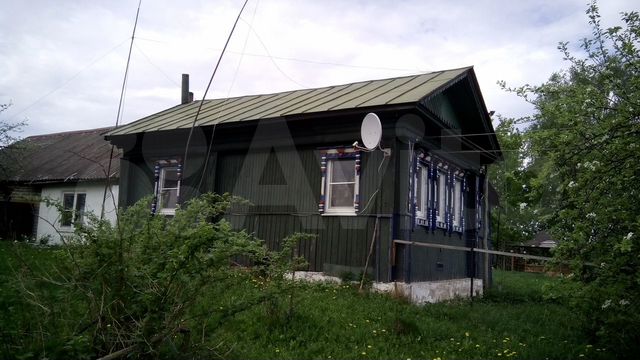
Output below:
[361,113,382,150]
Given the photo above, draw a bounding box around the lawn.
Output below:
[0,241,610,360]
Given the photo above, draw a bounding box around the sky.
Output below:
[0,0,636,138]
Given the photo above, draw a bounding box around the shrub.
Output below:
[10,193,309,359]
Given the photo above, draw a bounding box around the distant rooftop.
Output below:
[3,127,120,183]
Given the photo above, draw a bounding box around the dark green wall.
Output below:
[114,103,492,284]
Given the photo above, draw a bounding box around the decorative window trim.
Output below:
[452,170,465,233]
[319,147,360,216]
[436,162,448,230]
[152,159,182,215]
[413,152,431,227]
[411,151,465,234]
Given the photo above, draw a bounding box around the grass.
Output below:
[0,241,612,360]
[199,273,603,360]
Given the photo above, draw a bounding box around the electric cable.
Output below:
[182,0,249,187]
[100,0,142,219]
[195,0,259,193]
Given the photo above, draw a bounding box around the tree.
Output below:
[503,2,640,355]
[0,103,27,180]
[489,117,541,250]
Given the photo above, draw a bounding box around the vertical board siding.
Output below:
[215,147,388,276]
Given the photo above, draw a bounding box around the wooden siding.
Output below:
[214,146,393,280]
[114,104,492,284]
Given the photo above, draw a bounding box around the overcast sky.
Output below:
[0,0,636,138]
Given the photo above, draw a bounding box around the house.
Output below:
[0,127,120,243]
[106,67,502,302]
[524,231,557,249]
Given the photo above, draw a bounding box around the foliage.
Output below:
[0,102,27,180]
[4,193,309,359]
[2,243,613,359]
[488,117,542,248]
[500,2,640,356]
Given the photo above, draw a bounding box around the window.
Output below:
[326,158,356,213]
[411,153,465,233]
[61,192,86,227]
[158,166,180,215]
[452,173,463,231]
[319,148,360,215]
[414,163,428,220]
[436,167,447,227]
[153,159,182,215]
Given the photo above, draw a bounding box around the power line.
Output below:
[101,0,142,220]
[7,39,129,121]
[238,17,307,88]
[135,36,429,73]
[133,43,181,87]
[196,0,259,193]
[182,0,250,189]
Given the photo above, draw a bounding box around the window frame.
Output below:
[452,171,464,232]
[412,153,465,234]
[158,166,180,215]
[152,159,182,216]
[414,162,428,220]
[319,148,360,216]
[60,192,87,227]
[435,165,448,228]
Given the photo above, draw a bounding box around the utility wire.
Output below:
[7,39,129,122]
[195,0,258,193]
[134,43,181,86]
[101,0,142,220]
[135,36,428,73]
[238,17,307,88]
[182,0,249,190]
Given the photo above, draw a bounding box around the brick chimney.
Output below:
[181,74,193,104]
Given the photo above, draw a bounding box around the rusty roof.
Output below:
[4,127,120,183]
[106,67,472,137]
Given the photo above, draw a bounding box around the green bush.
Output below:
[7,193,309,359]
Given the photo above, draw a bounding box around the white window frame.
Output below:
[60,192,87,228]
[436,166,448,228]
[415,163,428,221]
[324,157,358,216]
[157,166,180,216]
[452,173,463,232]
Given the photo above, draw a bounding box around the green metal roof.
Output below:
[106,66,471,137]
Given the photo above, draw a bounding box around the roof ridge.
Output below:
[26,126,115,140]
[198,66,473,102]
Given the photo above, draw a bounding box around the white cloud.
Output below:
[0,0,637,137]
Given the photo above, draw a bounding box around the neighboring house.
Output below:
[524,231,558,249]
[106,67,502,302]
[0,127,119,243]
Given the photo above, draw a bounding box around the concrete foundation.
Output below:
[372,278,483,304]
[287,271,483,304]
[286,271,341,283]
